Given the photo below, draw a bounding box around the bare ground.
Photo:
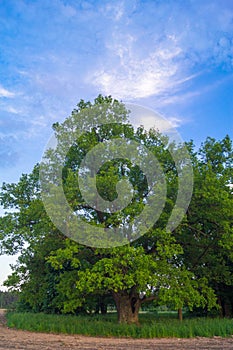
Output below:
[1,310,233,349]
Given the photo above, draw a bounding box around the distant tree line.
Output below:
[0,291,18,309]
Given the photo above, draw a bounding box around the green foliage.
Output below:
[0,291,18,309]
[5,233,65,313]
[1,96,232,323]
[177,135,233,317]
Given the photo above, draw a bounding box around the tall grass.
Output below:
[6,312,233,338]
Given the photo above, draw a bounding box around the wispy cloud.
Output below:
[0,86,15,98]
[156,73,233,106]
[88,0,233,102]
[102,2,125,21]
[125,102,188,138]
[90,34,183,99]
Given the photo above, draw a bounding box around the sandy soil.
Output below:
[0,309,233,349]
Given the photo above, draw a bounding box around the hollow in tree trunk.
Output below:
[112,291,141,324]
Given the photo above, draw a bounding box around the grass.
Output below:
[6,311,233,338]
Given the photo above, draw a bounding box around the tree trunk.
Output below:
[100,301,107,314]
[223,300,231,318]
[178,308,183,321]
[217,295,224,318]
[112,291,141,324]
[94,298,108,314]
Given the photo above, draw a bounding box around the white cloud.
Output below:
[90,34,183,100]
[0,86,15,98]
[157,73,233,106]
[103,2,125,21]
[1,105,22,114]
[125,103,185,141]
[88,0,233,104]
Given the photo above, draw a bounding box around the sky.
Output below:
[0,0,233,288]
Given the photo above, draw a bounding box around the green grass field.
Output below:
[6,312,233,338]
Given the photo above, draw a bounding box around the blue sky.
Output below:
[0,0,233,287]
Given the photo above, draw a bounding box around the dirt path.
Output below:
[0,310,233,349]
